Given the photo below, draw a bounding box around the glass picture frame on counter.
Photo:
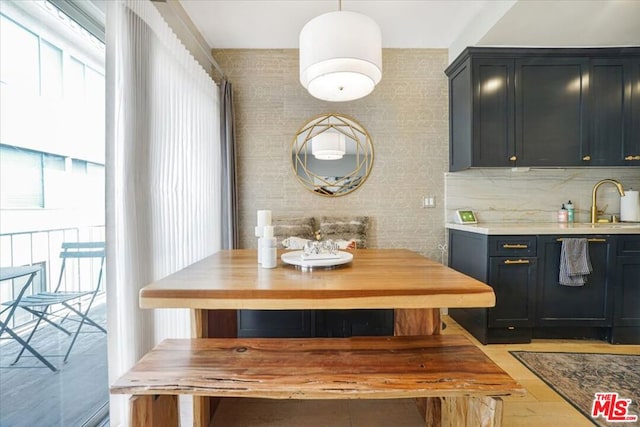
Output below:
[455,210,478,224]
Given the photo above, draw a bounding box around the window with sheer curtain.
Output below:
[105,0,221,424]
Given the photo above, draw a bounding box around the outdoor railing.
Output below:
[0,225,105,330]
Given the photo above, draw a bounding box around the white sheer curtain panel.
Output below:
[105,0,221,425]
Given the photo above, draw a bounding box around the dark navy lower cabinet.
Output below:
[448,230,639,345]
[534,235,615,341]
[611,235,640,344]
[448,230,536,344]
[238,309,393,338]
[488,257,537,328]
[237,310,313,338]
[315,309,394,337]
[536,236,614,326]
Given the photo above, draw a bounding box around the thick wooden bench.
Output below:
[111,334,524,426]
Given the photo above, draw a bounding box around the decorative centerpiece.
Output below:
[301,239,340,260]
[281,233,353,270]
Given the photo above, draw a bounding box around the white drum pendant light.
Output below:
[299,3,382,102]
[312,131,346,160]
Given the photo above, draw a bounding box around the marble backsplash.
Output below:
[445,168,640,224]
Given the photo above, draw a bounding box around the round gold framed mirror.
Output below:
[291,113,374,197]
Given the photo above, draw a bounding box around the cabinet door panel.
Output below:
[473,59,514,167]
[237,310,312,338]
[449,60,472,171]
[614,235,640,327]
[537,237,613,325]
[449,230,489,282]
[315,309,393,337]
[586,59,630,165]
[488,257,536,327]
[515,58,588,166]
[627,59,640,163]
[615,257,640,326]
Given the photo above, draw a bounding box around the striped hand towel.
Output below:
[559,238,592,286]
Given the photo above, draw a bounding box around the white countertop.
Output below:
[445,222,640,235]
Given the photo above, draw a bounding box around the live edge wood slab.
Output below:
[136,249,498,426]
[112,335,525,427]
[139,249,496,310]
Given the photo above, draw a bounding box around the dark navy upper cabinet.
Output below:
[472,59,515,168]
[445,47,640,170]
[515,57,588,167]
[585,58,634,166]
[448,56,516,171]
[448,58,473,171]
[627,58,640,163]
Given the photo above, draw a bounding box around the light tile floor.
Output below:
[211,315,640,426]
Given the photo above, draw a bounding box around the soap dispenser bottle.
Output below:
[558,204,568,223]
[566,200,575,223]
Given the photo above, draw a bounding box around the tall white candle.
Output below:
[257,210,272,228]
[260,230,277,269]
[256,210,272,264]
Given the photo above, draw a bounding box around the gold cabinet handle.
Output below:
[509,156,517,161]
[623,155,640,160]
[582,155,591,161]
[504,259,530,265]
[502,244,528,249]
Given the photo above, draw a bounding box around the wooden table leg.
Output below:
[394,310,503,426]
[394,308,442,422]
[130,395,179,427]
[438,396,504,427]
[394,308,441,336]
[191,309,210,427]
[192,309,238,427]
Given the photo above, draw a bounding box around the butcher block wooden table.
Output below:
[125,249,514,426]
[139,249,496,333]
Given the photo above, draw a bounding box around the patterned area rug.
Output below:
[511,351,640,427]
